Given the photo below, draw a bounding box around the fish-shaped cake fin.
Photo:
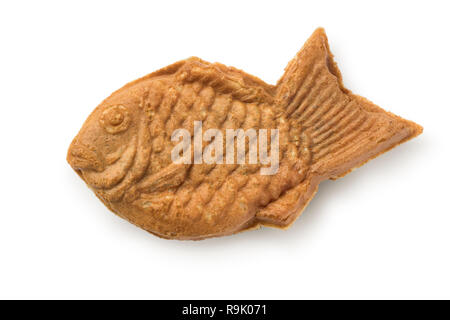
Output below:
[176,57,275,104]
[136,163,187,194]
[276,28,423,180]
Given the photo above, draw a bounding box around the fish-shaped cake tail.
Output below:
[275,28,422,180]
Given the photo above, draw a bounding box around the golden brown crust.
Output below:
[67,28,422,240]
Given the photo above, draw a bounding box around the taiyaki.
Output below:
[67,28,422,240]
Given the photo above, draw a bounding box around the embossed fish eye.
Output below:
[100,105,130,134]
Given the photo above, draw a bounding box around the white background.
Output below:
[0,0,449,299]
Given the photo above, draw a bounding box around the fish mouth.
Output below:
[73,137,138,190]
[68,142,104,172]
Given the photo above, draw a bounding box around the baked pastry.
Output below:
[67,28,422,240]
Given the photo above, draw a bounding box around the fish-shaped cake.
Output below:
[67,28,422,240]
